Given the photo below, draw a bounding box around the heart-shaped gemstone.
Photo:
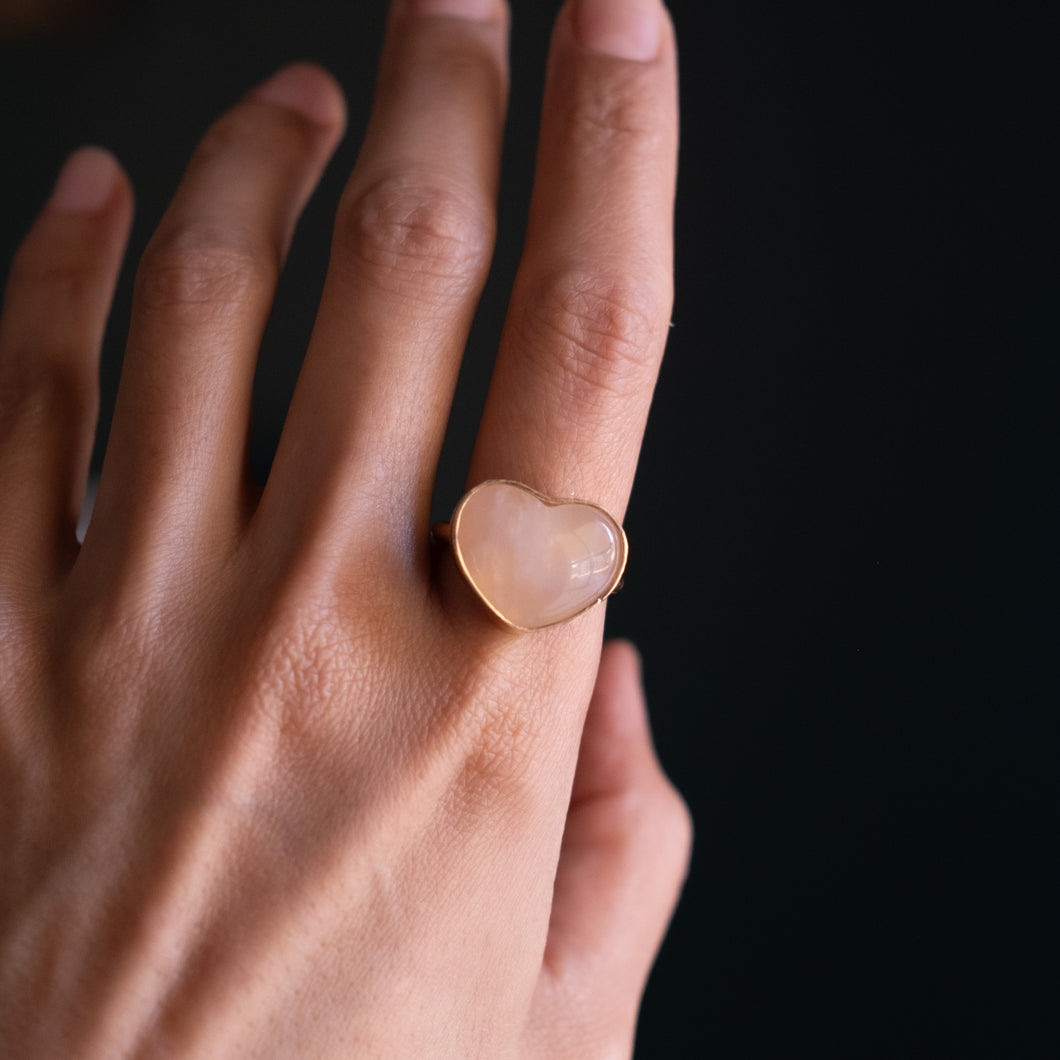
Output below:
[450,480,627,630]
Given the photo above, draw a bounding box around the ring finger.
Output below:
[87,65,345,572]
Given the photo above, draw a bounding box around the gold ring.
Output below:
[434,480,628,631]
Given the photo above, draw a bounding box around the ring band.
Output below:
[434,479,628,631]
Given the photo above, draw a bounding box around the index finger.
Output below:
[468,0,678,520]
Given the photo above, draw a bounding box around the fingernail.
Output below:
[408,0,498,19]
[572,0,662,62]
[48,147,119,213]
[253,63,345,127]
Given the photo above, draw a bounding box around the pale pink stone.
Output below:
[452,481,627,630]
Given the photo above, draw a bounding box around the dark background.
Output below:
[1,0,1053,1055]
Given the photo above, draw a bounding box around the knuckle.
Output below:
[64,599,167,702]
[0,250,100,422]
[0,365,88,435]
[653,778,694,866]
[0,222,112,394]
[235,594,362,745]
[424,652,549,816]
[561,69,666,153]
[335,173,493,302]
[197,101,322,171]
[608,768,693,870]
[6,236,96,308]
[460,691,542,802]
[136,221,274,318]
[518,269,665,404]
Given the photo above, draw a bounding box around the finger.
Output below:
[262,0,508,565]
[89,65,345,567]
[469,0,678,521]
[530,641,691,1056]
[0,148,131,590]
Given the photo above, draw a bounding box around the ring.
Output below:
[434,480,628,631]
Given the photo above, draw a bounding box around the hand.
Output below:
[0,0,689,1054]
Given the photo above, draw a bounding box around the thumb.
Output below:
[528,641,692,1058]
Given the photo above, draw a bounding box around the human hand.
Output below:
[0,0,688,1055]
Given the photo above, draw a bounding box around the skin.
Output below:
[0,0,689,1055]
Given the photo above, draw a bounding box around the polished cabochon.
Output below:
[449,480,628,631]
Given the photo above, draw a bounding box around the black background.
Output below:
[1,0,1053,1055]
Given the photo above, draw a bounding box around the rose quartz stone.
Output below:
[452,481,627,630]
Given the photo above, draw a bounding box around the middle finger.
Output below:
[263,0,509,564]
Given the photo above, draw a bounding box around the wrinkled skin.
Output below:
[0,0,689,1055]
